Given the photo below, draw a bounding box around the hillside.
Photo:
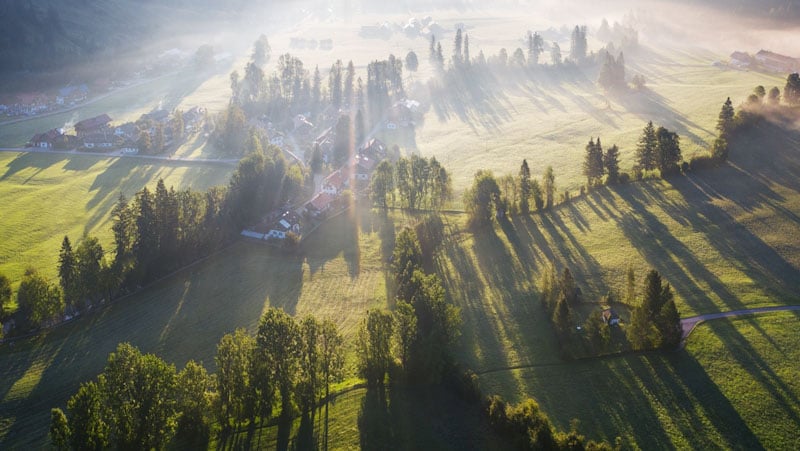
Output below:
[1,112,799,447]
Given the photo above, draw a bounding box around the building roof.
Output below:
[730,51,750,61]
[30,128,63,143]
[308,192,335,211]
[355,154,378,173]
[324,169,348,190]
[75,114,112,132]
[602,308,620,320]
[83,131,114,144]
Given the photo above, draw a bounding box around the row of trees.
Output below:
[627,270,681,350]
[464,163,556,227]
[51,309,346,449]
[357,227,461,388]
[369,155,453,210]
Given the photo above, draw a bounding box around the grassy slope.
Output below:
[0,151,232,296]
[0,209,390,448]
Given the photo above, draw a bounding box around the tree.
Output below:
[102,343,178,450]
[333,114,352,166]
[17,268,63,329]
[252,34,271,67]
[370,160,395,208]
[569,25,587,62]
[604,144,620,184]
[768,86,781,105]
[318,318,344,451]
[784,73,800,105]
[583,310,609,353]
[519,160,531,214]
[296,316,321,414]
[256,308,301,418]
[453,28,463,66]
[630,269,680,350]
[716,97,735,136]
[393,301,417,373]
[75,235,106,306]
[357,309,394,387]
[635,121,657,171]
[464,170,501,227]
[67,381,109,450]
[512,47,526,66]
[542,166,555,209]
[625,265,636,304]
[463,34,471,66]
[528,32,544,65]
[215,329,256,427]
[560,268,579,307]
[0,272,12,318]
[551,42,562,65]
[655,126,681,174]
[58,236,78,308]
[583,137,604,186]
[552,295,573,340]
[405,50,419,72]
[175,360,212,441]
[531,178,544,211]
[753,85,766,101]
[50,408,70,450]
[393,228,423,302]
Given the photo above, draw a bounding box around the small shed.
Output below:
[602,308,620,326]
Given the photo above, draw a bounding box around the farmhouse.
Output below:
[28,129,64,148]
[305,192,336,217]
[754,50,800,73]
[74,114,112,137]
[114,122,139,139]
[360,138,387,159]
[354,154,378,181]
[322,169,348,194]
[83,131,115,149]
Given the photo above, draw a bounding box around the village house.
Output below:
[74,114,112,137]
[182,106,206,132]
[305,192,336,217]
[754,50,800,73]
[82,130,115,149]
[321,169,348,195]
[28,128,65,148]
[359,138,387,160]
[354,154,378,181]
[114,122,139,140]
[142,109,170,124]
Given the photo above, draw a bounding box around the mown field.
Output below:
[0,151,233,297]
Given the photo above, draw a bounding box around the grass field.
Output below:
[0,208,393,447]
[0,151,233,295]
[1,9,800,449]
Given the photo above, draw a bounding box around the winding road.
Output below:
[680,305,800,340]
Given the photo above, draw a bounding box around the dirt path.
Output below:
[681,305,800,340]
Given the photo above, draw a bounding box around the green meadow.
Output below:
[0,152,233,295]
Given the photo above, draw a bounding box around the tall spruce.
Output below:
[519,160,531,214]
[716,97,735,136]
[635,121,657,171]
[604,144,620,184]
[655,126,681,174]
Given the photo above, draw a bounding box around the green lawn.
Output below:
[0,151,233,298]
[409,46,785,192]
[477,311,800,449]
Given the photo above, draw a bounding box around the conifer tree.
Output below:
[635,121,657,171]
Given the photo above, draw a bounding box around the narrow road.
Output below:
[681,305,800,339]
[0,147,239,166]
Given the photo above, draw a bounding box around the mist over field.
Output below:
[2,0,800,449]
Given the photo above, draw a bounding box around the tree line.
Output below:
[369,155,453,210]
[50,308,345,450]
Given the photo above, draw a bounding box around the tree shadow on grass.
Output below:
[0,152,68,182]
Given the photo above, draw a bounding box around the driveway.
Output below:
[681,305,800,340]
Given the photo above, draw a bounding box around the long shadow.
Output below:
[0,151,69,181]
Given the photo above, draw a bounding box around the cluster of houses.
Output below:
[26,106,206,153]
[0,84,89,118]
[728,49,800,73]
[360,16,449,40]
[241,138,387,243]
